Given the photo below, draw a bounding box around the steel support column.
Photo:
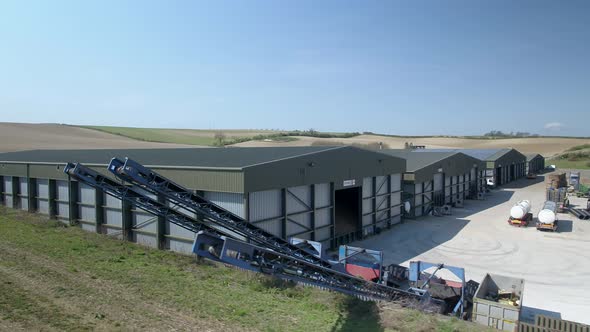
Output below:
[28,177,37,213]
[330,182,336,249]
[157,193,166,249]
[95,187,104,234]
[48,179,57,219]
[281,188,287,239]
[0,175,4,205]
[371,177,377,234]
[68,178,79,225]
[122,200,133,241]
[26,165,35,213]
[11,176,19,209]
[310,184,316,241]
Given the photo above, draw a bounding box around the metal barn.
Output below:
[415,149,527,187]
[526,153,545,174]
[0,146,406,251]
[381,151,486,217]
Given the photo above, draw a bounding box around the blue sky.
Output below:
[0,1,588,136]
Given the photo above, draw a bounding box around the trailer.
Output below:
[508,200,532,227]
[472,273,524,331]
[536,201,558,232]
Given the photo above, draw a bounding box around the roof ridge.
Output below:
[242,146,345,168]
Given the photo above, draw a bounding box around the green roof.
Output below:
[413,148,516,161]
[380,150,457,172]
[0,146,344,169]
[526,153,544,161]
[486,149,513,161]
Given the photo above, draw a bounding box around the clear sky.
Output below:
[0,1,588,136]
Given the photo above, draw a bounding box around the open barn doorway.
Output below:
[334,187,360,237]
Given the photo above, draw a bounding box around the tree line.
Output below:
[483,130,539,138]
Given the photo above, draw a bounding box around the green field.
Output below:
[549,145,590,170]
[550,159,590,170]
[0,207,488,332]
[80,126,285,146]
[79,126,364,147]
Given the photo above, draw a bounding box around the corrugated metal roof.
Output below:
[0,146,344,169]
[380,150,457,172]
[413,148,510,161]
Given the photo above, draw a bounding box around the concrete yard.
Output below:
[352,174,590,325]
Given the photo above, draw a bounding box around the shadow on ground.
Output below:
[331,297,383,332]
[500,176,544,189]
[347,186,522,266]
[557,219,573,233]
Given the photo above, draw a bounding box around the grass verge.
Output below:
[550,159,590,170]
[0,207,489,331]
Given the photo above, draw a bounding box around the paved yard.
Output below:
[352,174,590,324]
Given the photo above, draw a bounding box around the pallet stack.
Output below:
[546,187,567,203]
[546,173,567,188]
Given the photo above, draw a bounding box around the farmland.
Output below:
[1,123,589,157]
[81,125,285,146]
[0,123,191,153]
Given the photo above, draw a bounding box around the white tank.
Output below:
[510,200,531,219]
[538,201,557,224]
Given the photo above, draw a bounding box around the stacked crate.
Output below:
[546,173,567,188]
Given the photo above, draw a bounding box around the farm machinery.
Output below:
[64,158,446,313]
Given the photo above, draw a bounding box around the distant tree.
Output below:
[214,131,226,146]
[484,130,541,138]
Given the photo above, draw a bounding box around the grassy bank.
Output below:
[550,159,590,170]
[549,145,590,170]
[0,207,488,331]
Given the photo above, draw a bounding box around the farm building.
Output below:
[0,146,406,251]
[415,149,527,186]
[526,153,545,174]
[380,150,486,217]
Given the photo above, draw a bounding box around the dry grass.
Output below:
[234,134,590,157]
[1,122,587,157]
